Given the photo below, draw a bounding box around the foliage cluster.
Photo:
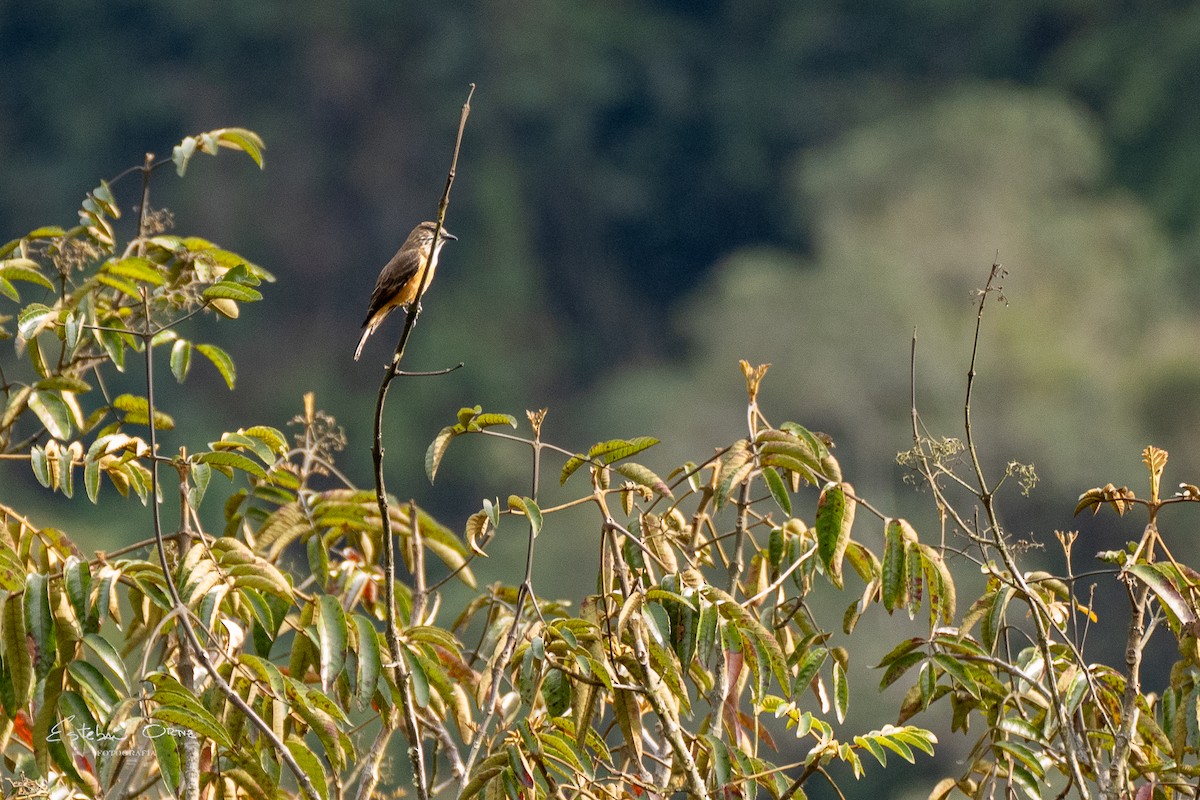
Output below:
[2,130,1200,800]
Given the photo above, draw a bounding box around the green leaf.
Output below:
[832,658,849,723]
[816,482,855,588]
[932,653,980,699]
[0,258,54,291]
[286,737,329,800]
[83,632,130,695]
[643,602,670,647]
[151,703,235,749]
[920,544,957,627]
[28,335,49,378]
[28,390,72,438]
[57,690,99,745]
[194,450,267,479]
[793,646,828,693]
[588,436,659,465]
[982,586,1015,651]
[67,660,119,715]
[508,496,543,537]
[473,412,519,429]
[697,600,719,666]
[63,311,82,356]
[426,425,457,483]
[213,431,277,464]
[96,272,142,297]
[196,343,236,389]
[96,324,128,371]
[403,646,431,708]
[883,519,915,612]
[714,440,754,509]
[1005,758,1042,800]
[0,547,24,595]
[856,733,889,767]
[113,393,174,430]
[353,615,382,712]
[308,534,330,591]
[202,280,262,303]
[541,667,571,717]
[1,390,30,442]
[153,731,182,794]
[997,715,1046,744]
[317,595,348,694]
[30,445,50,487]
[559,453,588,484]
[563,437,661,485]
[17,302,56,340]
[995,739,1046,779]
[613,462,673,498]
[705,734,733,786]
[146,673,236,748]
[705,586,790,692]
[762,467,792,515]
[170,339,192,382]
[216,128,267,168]
[244,425,287,454]
[874,730,915,763]
[105,256,165,285]
[188,461,211,510]
[34,375,91,394]
[878,650,926,690]
[23,573,56,679]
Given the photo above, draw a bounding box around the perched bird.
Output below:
[354,221,456,360]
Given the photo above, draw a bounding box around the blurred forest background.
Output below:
[5,0,1200,630]
[6,0,1200,578]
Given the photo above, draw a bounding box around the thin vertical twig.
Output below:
[960,262,1092,797]
[369,84,474,800]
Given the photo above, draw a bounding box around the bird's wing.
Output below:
[361,246,423,327]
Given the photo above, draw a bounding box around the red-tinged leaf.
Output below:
[12,711,33,746]
[1126,563,1197,631]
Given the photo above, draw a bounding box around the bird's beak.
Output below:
[442,231,458,241]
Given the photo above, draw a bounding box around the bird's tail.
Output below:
[353,324,374,361]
